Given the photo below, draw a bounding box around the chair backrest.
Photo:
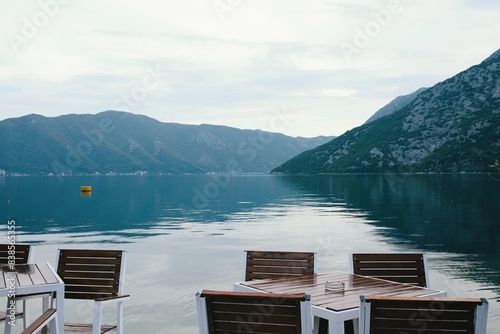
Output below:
[359,295,489,334]
[351,253,428,287]
[56,249,126,300]
[196,290,312,334]
[245,250,315,281]
[0,244,34,265]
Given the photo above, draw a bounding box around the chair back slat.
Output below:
[245,251,315,281]
[352,253,428,287]
[57,249,125,300]
[0,244,33,265]
[360,296,489,334]
[198,290,310,334]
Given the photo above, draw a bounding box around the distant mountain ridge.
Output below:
[0,111,334,175]
[365,87,427,123]
[272,49,500,173]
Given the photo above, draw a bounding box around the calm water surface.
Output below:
[1,174,499,333]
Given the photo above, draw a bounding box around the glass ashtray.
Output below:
[325,281,345,292]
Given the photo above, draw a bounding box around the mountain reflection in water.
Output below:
[1,174,499,333]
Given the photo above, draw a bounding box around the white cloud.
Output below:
[0,0,498,137]
[317,89,357,97]
[293,88,356,98]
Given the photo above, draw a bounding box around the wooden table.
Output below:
[0,262,64,334]
[234,272,446,334]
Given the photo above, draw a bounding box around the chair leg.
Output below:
[317,319,355,334]
[352,318,359,334]
[116,301,124,334]
[22,300,28,330]
[93,301,103,334]
[47,314,59,334]
[317,318,328,334]
[5,298,15,334]
[344,319,355,334]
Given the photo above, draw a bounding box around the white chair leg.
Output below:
[117,301,124,334]
[4,298,15,334]
[93,301,103,334]
[22,300,28,330]
[313,316,320,334]
[353,318,359,334]
[48,310,59,334]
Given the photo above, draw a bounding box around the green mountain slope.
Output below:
[272,49,500,174]
[365,87,427,123]
[0,111,334,175]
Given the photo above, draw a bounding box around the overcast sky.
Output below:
[0,0,499,137]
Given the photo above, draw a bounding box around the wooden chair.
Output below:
[351,253,429,287]
[359,295,489,334]
[0,244,35,328]
[196,290,312,334]
[56,249,130,334]
[244,250,315,281]
[0,244,33,265]
[333,253,430,334]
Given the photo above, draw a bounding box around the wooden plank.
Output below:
[37,263,60,284]
[65,322,116,333]
[58,258,121,266]
[59,271,119,279]
[15,264,35,287]
[353,253,424,261]
[1,269,19,292]
[63,277,117,287]
[21,308,56,334]
[65,285,118,294]
[24,264,46,285]
[59,249,123,258]
[246,250,314,260]
[366,296,482,303]
[247,259,315,268]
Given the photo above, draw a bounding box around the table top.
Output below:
[0,262,62,291]
[239,272,445,312]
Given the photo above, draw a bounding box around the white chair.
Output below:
[340,253,430,334]
[196,290,312,334]
[359,295,488,334]
[0,244,38,330]
[56,249,130,334]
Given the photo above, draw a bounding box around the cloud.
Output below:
[0,0,498,137]
[293,88,357,98]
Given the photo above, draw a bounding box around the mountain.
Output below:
[365,87,427,123]
[0,111,334,175]
[272,49,500,174]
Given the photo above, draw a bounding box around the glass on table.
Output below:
[325,281,345,292]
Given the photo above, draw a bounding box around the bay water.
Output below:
[1,174,499,333]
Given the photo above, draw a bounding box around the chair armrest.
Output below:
[21,308,56,334]
[95,294,131,302]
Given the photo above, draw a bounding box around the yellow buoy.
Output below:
[80,185,92,192]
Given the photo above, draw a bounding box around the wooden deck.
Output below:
[37,323,116,333]
[64,323,116,333]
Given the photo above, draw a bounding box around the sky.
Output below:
[0,0,499,138]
